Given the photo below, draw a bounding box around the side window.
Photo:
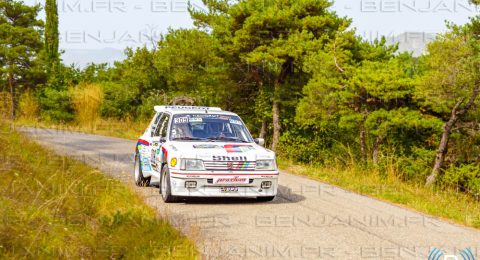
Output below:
[160,114,171,138]
[154,113,170,138]
[151,113,163,137]
[153,113,164,137]
[153,113,163,125]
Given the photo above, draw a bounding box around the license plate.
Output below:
[221,187,239,193]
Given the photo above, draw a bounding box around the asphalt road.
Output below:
[20,127,480,260]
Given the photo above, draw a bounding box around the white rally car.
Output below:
[134,106,279,203]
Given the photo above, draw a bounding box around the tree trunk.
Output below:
[259,119,267,139]
[359,111,368,162]
[426,85,480,186]
[271,82,281,151]
[359,123,366,161]
[8,71,15,120]
[270,59,292,152]
[372,135,384,165]
[425,115,457,186]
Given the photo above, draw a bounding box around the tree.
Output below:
[419,19,480,186]
[153,29,233,108]
[191,0,351,151]
[45,0,59,76]
[0,0,44,120]
[297,34,421,162]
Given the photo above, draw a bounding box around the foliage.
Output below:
[416,21,480,116]
[45,0,59,76]
[39,87,74,122]
[191,0,352,150]
[153,29,232,106]
[100,81,138,118]
[417,18,480,185]
[443,164,480,198]
[0,0,45,119]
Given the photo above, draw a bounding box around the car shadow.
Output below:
[170,185,306,205]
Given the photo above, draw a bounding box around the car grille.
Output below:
[203,161,256,171]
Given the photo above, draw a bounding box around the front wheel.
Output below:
[160,166,177,203]
[257,196,275,202]
[134,153,151,187]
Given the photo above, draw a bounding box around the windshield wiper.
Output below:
[208,136,249,143]
[172,137,209,141]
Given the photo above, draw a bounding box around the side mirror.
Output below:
[254,138,265,146]
[152,136,166,143]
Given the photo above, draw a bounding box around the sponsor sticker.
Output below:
[224,144,255,153]
[229,119,242,125]
[141,158,152,172]
[189,117,203,123]
[204,114,220,118]
[214,176,249,184]
[194,144,220,149]
[225,161,251,170]
[213,155,248,161]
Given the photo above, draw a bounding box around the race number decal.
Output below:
[174,117,189,124]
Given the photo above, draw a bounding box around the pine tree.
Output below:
[191,0,351,151]
[420,19,480,185]
[0,0,44,120]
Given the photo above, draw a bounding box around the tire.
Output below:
[134,153,151,187]
[160,166,177,203]
[256,196,275,202]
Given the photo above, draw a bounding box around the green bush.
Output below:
[39,88,75,122]
[135,90,166,120]
[442,164,480,198]
[278,127,356,165]
[100,82,139,118]
[396,147,435,181]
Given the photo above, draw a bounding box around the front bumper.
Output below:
[169,170,279,198]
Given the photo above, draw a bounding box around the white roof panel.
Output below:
[154,106,223,113]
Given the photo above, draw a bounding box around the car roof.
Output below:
[154,106,237,116]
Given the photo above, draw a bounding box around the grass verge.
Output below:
[0,122,197,259]
[278,158,480,229]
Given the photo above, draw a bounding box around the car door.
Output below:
[151,113,171,170]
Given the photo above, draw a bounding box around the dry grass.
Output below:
[18,90,39,121]
[278,158,480,229]
[0,121,197,259]
[70,83,104,132]
[0,92,12,120]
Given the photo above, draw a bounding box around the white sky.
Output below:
[25,0,479,50]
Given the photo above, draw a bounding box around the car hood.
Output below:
[165,142,275,161]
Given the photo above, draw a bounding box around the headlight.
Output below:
[181,159,205,171]
[256,160,276,171]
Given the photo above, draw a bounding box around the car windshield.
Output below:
[170,114,254,143]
